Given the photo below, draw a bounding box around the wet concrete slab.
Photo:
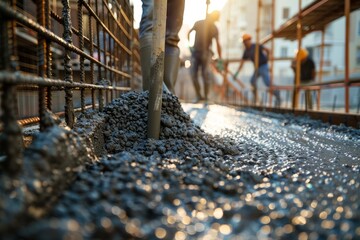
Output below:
[5,94,359,240]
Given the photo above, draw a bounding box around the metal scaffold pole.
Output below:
[254,0,262,105]
[344,0,350,113]
[318,28,325,110]
[293,0,302,110]
[147,0,167,139]
[269,0,275,107]
[206,0,211,17]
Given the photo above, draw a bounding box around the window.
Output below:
[356,47,360,65]
[283,7,290,19]
[280,47,288,57]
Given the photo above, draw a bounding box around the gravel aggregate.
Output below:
[12,91,360,240]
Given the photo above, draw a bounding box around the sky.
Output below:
[130,0,228,29]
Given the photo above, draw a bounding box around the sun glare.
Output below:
[183,0,228,26]
[130,0,228,57]
[131,0,228,29]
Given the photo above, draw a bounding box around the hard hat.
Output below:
[209,11,220,21]
[242,33,252,42]
[295,48,308,61]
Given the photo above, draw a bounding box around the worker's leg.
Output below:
[163,0,185,94]
[139,0,153,91]
[259,64,281,106]
[305,90,313,110]
[201,53,211,101]
[190,53,202,100]
[250,70,258,104]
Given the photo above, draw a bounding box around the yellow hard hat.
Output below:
[295,48,308,61]
[209,11,220,21]
[242,33,252,42]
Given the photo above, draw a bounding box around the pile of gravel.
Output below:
[103,91,239,162]
[11,91,360,240]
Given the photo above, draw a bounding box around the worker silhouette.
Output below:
[139,0,185,93]
[291,48,316,110]
[234,33,281,106]
[188,11,222,103]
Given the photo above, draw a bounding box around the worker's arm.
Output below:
[188,22,196,42]
[234,60,244,79]
[215,37,222,59]
[187,28,194,41]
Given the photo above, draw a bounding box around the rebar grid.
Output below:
[0,0,140,172]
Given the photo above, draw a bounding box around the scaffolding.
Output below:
[219,0,360,125]
[262,0,360,113]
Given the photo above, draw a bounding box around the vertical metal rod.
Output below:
[78,0,85,112]
[254,0,261,106]
[344,0,350,113]
[300,92,304,110]
[293,0,302,110]
[114,34,118,98]
[126,5,131,89]
[206,0,210,16]
[95,0,103,110]
[37,0,48,131]
[269,0,275,107]
[95,0,101,81]
[332,95,337,112]
[108,5,113,101]
[130,5,135,90]
[147,0,167,139]
[318,28,325,111]
[119,3,123,95]
[45,0,52,110]
[102,2,108,104]
[234,88,237,106]
[312,91,316,111]
[0,0,23,175]
[225,0,231,60]
[286,90,290,108]
[115,5,119,96]
[356,88,360,114]
[89,8,96,109]
[99,88,104,111]
[203,0,210,69]
[245,91,248,107]
[119,4,123,95]
[62,0,74,128]
[241,90,244,105]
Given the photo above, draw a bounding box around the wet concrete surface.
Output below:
[8,92,360,239]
